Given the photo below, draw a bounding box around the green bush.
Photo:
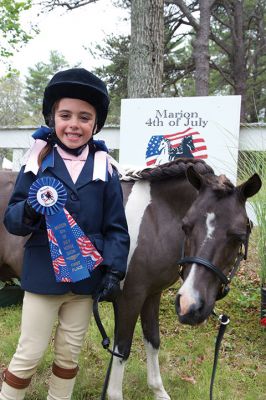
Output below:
[238,151,266,286]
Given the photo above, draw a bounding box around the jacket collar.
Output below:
[47,149,94,192]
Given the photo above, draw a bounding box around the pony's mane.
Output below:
[205,174,235,195]
[119,158,214,182]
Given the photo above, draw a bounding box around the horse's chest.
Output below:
[122,180,152,264]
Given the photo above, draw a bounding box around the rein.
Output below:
[210,311,230,400]
[93,295,124,400]
[177,218,252,400]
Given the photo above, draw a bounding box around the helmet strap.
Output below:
[48,129,88,157]
[56,139,88,157]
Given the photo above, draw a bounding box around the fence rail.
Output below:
[0,124,265,171]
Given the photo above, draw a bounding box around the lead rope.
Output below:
[93,295,124,400]
[210,311,230,400]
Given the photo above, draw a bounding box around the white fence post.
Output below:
[13,149,27,171]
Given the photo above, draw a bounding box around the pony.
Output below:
[107,159,261,400]
[0,160,261,400]
[0,171,27,281]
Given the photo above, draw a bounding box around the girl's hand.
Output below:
[96,271,123,302]
[24,201,41,222]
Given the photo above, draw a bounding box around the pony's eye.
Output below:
[228,232,246,243]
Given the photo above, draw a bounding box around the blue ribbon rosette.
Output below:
[28,177,103,283]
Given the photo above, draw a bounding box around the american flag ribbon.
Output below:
[65,211,77,228]
[63,210,103,269]
[28,176,103,283]
[46,209,103,283]
[145,127,208,166]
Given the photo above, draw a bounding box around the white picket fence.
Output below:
[0,123,265,171]
[0,125,120,171]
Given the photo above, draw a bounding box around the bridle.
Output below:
[176,217,253,400]
[177,218,252,300]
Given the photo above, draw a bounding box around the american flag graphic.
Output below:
[77,236,102,266]
[47,228,57,245]
[65,211,77,228]
[46,210,103,282]
[53,256,67,275]
[145,127,208,166]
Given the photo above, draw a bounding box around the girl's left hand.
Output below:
[96,272,122,302]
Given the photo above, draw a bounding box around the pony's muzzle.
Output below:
[175,293,206,325]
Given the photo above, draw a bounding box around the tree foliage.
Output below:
[165,0,266,121]
[42,0,99,11]
[0,0,36,59]
[24,51,70,124]
[2,0,264,124]
[91,35,130,124]
[210,0,266,122]
[0,51,71,127]
[32,0,266,122]
[0,72,28,126]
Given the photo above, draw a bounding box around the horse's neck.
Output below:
[184,141,193,153]
[162,144,169,155]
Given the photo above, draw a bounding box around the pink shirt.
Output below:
[56,145,89,184]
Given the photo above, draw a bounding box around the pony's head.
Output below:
[176,166,261,325]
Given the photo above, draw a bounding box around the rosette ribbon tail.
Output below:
[24,126,55,175]
[24,139,47,175]
[28,177,103,283]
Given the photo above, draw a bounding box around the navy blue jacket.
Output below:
[4,149,130,295]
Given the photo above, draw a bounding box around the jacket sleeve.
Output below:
[4,167,43,236]
[101,169,130,277]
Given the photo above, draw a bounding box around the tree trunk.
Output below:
[230,0,247,121]
[128,0,164,98]
[193,0,212,96]
[166,0,213,96]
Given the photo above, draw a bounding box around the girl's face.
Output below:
[54,98,97,149]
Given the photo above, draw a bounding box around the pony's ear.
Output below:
[237,173,262,200]
[186,166,203,191]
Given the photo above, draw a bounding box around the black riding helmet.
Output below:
[42,68,109,133]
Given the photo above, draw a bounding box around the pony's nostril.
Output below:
[197,299,204,313]
[175,294,181,313]
[189,299,204,314]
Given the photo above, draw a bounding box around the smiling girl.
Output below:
[0,68,130,400]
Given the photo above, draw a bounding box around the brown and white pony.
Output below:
[0,159,261,400]
[108,159,261,400]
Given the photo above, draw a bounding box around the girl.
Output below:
[0,68,130,400]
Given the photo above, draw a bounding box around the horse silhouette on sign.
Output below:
[169,135,195,160]
[155,138,171,165]
[155,136,195,165]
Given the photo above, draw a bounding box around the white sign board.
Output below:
[120,96,241,184]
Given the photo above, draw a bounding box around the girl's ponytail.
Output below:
[38,143,53,167]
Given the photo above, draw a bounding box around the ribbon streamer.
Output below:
[28,177,103,282]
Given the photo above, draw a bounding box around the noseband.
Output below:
[177,219,252,300]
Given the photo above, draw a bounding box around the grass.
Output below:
[238,150,266,287]
[0,231,265,400]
